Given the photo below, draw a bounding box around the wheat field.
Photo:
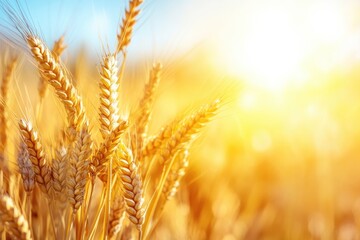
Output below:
[0,0,360,240]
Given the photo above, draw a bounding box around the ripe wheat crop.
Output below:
[0,1,223,239]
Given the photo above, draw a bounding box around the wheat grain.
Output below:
[0,194,32,240]
[18,119,52,195]
[17,142,35,193]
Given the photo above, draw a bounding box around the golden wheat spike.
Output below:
[38,36,67,100]
[117,0,144,53]
[52,147,68,201]
[0,57,17,155]
[91,120,128,177]
[117,143,145,232]
[162,149,189,200]
[18,119,52,195]
[158,99,221,165]
[66,128,92,212]
[99,54,120,140]
[0,195,32,240]
[132,63,162,157]
[141,121,175,160]
[17,142,35,193]
[108,196,126,239]
[52,36,66,60]
[27,35,87,129]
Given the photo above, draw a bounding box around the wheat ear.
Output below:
[0,194,32,240]
[0,57,18,154]
[117,0,144,53]
[27,35,87,129]
[99,54,120,139]
[52,36,66,60]
[52,147,68,201]
[108,196,126,239]
[162,149,189,200]
[17,142,35,193]
[132,63,162,156]
[18,119,52,195]
[91,120,128,176]
[66,128,92,213]
[158,99,221,165]
[141,121,176,160]
[38,36,66,100]
[117,143,145,231]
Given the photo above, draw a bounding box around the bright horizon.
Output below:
[1,0,360,92]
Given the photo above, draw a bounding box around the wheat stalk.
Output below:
[18,119,52,195]
[0,194,32,240]
[17,142,35,193]
[99,54,120,140]
[117,0,144,53]
[66,128,92,213]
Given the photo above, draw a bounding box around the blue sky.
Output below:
[0,0,229,60]
[1,0,360,85]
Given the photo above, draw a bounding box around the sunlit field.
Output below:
[0,0,360,239]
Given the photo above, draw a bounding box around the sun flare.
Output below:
[218,3,352,92]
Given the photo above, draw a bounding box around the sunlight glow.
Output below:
[218,3,353,92]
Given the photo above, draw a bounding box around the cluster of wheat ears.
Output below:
[0,0,222,239]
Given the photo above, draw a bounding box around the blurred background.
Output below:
[2,0,360,239]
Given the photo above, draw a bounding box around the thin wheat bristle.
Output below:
[27,35,87,129]
[158,99,220,165]
[38,36,66,100]
[117,0,144,53]
[0,194,32,240]
[0,57,17,155]
[99,54,120,140]
[17,142,35,193]
[108,196,126,239]
[66,128,92,212]
[52,147,68,201]
[117,144,145,230]
[132,63,162,156]
[18,119,52,195]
